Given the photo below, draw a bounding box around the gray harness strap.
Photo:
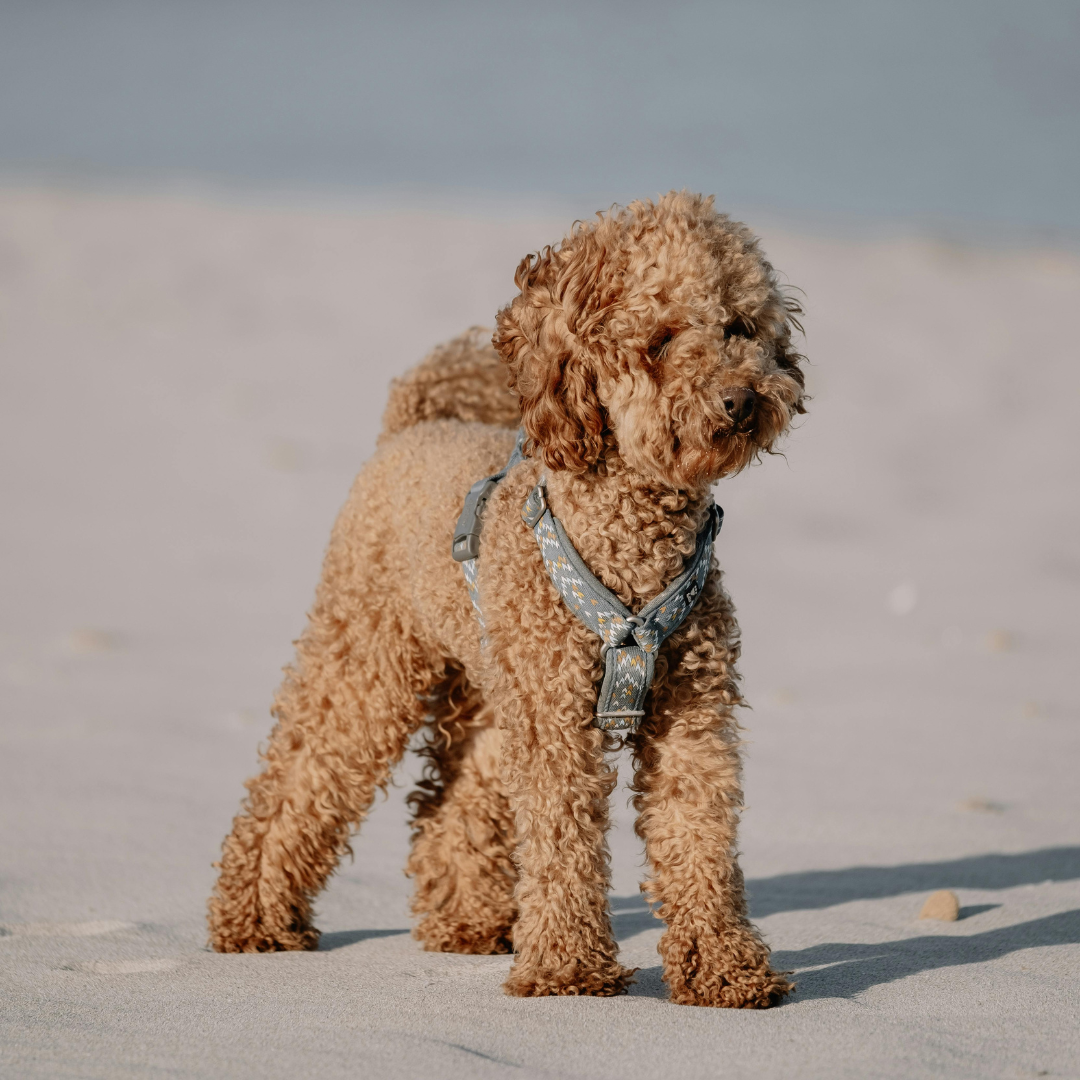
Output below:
[451,428,722,733]
[451,429,527,628]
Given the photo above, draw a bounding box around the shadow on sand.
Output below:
[318,928,410,951]
[771,908,1080,999]
[319,848,1080,998]
[609,846,1080,939]
[626,908,1080,1001]
[613,846,1080,1001]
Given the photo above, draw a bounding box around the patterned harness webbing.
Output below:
[452,430,527,627]
[452,429,723,734]
[521,483,722,732]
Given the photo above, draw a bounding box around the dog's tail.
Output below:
[379,327,521,442]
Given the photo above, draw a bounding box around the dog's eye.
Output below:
[725,316,754,339]
[646,329,675,362]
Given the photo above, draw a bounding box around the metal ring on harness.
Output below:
[599,616,644,659]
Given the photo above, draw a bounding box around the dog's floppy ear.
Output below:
[494,233,608,473]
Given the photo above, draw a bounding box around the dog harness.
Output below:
[452,431,723,734]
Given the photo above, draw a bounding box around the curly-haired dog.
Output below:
[208,191,806,1007]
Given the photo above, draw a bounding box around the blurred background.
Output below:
[1,5,1079,1078]
[2,0,1079,236]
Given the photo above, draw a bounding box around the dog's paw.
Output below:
[668,966,793,1009]
[413,915,514,955]
[209,923,320,953]
[660,924,793,1008]
[504,959,636,998]
[208,894,319,953]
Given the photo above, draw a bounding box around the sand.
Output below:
[1,185,1078,1079]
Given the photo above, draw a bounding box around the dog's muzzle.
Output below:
[722,387,756,428]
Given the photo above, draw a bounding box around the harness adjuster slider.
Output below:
[452,476,500,563]
[521,482,548,529]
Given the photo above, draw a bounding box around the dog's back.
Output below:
[380,327,520,442]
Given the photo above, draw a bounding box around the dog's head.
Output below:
[494,191,805,490]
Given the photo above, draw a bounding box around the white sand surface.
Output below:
[1,186,1078,1079]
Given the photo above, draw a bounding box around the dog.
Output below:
[208,191,806,1008]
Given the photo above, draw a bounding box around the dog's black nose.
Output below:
[722,387,756,426]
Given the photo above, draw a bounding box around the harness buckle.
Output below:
[711,502,725,539]
[452,476,500,562]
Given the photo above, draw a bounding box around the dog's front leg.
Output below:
[633,596,792,1008]
[634,712,790,1007]
[495,623,634,997]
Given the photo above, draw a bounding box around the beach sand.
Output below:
[1,186,1078,1078]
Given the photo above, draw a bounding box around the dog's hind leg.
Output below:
[407,675,516,954]
[208,580,439,954]
[631,583,792,1007]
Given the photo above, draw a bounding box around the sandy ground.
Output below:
[1,186,1078,1079]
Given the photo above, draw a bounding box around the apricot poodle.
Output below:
[208,191,806,1008]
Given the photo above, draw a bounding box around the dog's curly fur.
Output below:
[208,191,805,1008]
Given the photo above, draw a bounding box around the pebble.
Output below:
[66,629,120,654]
[959,796,1005,813]
[919,889,960,921]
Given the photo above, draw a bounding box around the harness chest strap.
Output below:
[451,430,723,734]
[520,481,722,732]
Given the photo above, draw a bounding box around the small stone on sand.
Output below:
[959,796,1005,813]
[66,629,120,654]
[919,889,960,921]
